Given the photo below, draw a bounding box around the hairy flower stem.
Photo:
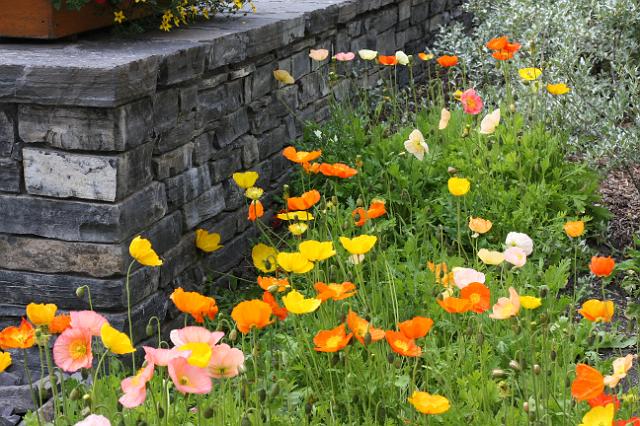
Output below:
[125,260,137,371]
[23,349,42,426]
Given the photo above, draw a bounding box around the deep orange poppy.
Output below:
[314,282,357,302]
[486,36,508,51]
[571,363,605,401]
[437,55,458,67]
[262,291,288,321]
[589,256,615,277]
[437,297,471,314]
[257,276,290,292]
[313,324,353,352]
[231,299,273,334]
[504,41,521,53]
[282,146,322,164]
[170,287,219,323]
[398,316,433,339]
[346,310,385,345]
[460,283,491,313]
[352,208,368,227]
[303,162,322,174]
[385,331,421,357]
[0,318,35,349]
[49,314,72,334]
[378,55,398,66]
[491,50,515,61]
[248,200,264,221]
[287,190,321,211]
[588,393,620,409]
[318,163,358,178]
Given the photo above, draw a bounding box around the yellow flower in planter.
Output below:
[252,243,278,273]
[0,352,11,373]
[299,240,336,261]
[232,171,259,189]
[26,303,57,327]
[277,211,314,221]
[100,324,135,355]
[547,83,571,95]
[277,252,314,273]
[129,236,163,266]
[447,177,470,196]
[282,290,321,314]
[114,10,126,24]
[273,70,295,85]
[518,67,542,81]
[195,229,223,253]
[288,223,308,236]
[519,296,542,310]
[340,235,377,255]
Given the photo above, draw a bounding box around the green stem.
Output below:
[125,260,136,371]
[91,351,109,410]
[23,349,42,426]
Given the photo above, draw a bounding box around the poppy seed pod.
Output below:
[387,352,395,364]
[82,393,92,405]
[282,184,290,199]
[533,364,541,375]
[509,360,522,371]
[356,198,364,207]
[145,323,154,337]
[509,103,516,113]
[492,368,507,378]
[69,387,81,401]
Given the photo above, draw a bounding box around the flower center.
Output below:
[179,376,191,386]
[325,336,343,349]
[394,340,409,352]
[470,294,481,304]
[69,340,87,360]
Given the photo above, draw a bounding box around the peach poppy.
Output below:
[318,163,358,178]
[418,52,434,61]
[437,55,458,67]
[564,220,585,238]
[248,200,264,221]
[168,356,211,394]
[49,314,72,334]
[313,324,353,352]
[262,291,288,321]
[309,48,329,61]
[604,354,635,388]
[207,343,245,378]
[169,326,224,348]
[170,287,219,323]
[231,300,273,334]
[287,190,321,211]
[460,283,491,313]
[385,331,421,357]
[70,310,107,336]
[571,363,605,401]
[468,217,492,234]
[257,276,290,292]
[488,287,520,319]
[579,299,614,323]
[589,256,615,277]
[398,316,433,339]
[119,362,155,408]
[378,55,398,66]
[75,415,111,426]
[346,310,385,345]
[0,318,35,349]
[314,282,357,302]
[53,327,93,372]
[437,297,471,314]
[491,50,515,61]
[282,146,321,164]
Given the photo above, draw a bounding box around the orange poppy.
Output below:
[398,316,433,339]
[589,256,615,277]
[504,41,521,53]
[579,299,614,322]
[588,393,620,409]
[427,261,454,287]
[571,363,605,401]
[346,310,385,345]
[313,324,353,352]
[302,162,322,174]
[353,200,387,227]
[437,55,458,67]
[262,291,288,321]
[170,287,219,323]
[248,200,264,221]
[318,163,358,178]
[257,276,290,292]
[491,50,514,61]
[385,331,421,357]
[231,299,273,334]
[314,282,357,302]
[378,55,398,66]
[0,318,35,349]
[287,190,321,211]
[282,146,322,164]
[353,208,368,227]
[460,283,491,313]
[437,297,471,314]
[49,314,72,334]
[486,36,508,51]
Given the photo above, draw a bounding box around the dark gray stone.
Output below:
[164,165,212,210]
[0,159,19,193]
[152,142,194,180]
[158,45,208,86]
[192,133,213,166]
[182,184,226,228]
[209,150,242,184]
[213,108,250,148]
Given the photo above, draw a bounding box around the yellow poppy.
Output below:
[129,236,163,266]
[547,83,570,95]
[564,220,585,238]
[273,70,295,85]
[0,351,11,373]
[518,67,542,81]
[447,177,470,196]
[100,324,135,355]
[232,171,259,189]
[339,235,377,255]
[299,240,336,261]
[288,223,308,236]
[282,290,321,314]
[277,211,314,221]
[579,403,614,426]
[252,243,278,273]
[520,296,542,310]
[478,249,504,265]
[408,391,450,415]
[276,252,314,273]
[178,342,212,368]
[195,229,223,253]
[26,303,57,327]
[245,187,264,200]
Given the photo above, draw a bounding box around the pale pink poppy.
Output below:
[604,354,635,388]
[53,327,93,372]
[143,346,189,367]
[452,267,485,289]
[489,287,521,319]
[119,362,155,408]
[169,326,224,347]
[70,310,108,336]
[309,49,329,61]
[333,52,355,61]
[168,357,212,394]
[74,414,111,426]
[504,246,527,268]
[207,344,245,378]
[460,89,484,115]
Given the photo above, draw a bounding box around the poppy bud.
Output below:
[331,196,338,204]
[476,332,484,345]
[539,286,549,298]
[158,405,165,418]
[80,407,91,418]
[241,416,252,426]
[331,353,340,366]
[75,286,86,298]
[491,368,507,378]
[533,364,541,375]
[69,387,81,401]
[356,198,364,207]
[252,346,259,358]
[508,360,521,371]
[387,352,395,364]
[258,388,267,403]
[465,325,473,336]
[355,155,363,168]
[511,324,521,334]
[569,334,576,343]
[377,405,386,421]
[82,393,92,405]
[447,166,457,175]
[241,381,250,402]
[393,358,402,369]
[268,382,280,399]
[202,407,213,419]
[523,402,529,413]
[462,125,470,137]
[229,329,238,342]
[509,103,516,113]
[145,323,154,337]
[282,185,290,199]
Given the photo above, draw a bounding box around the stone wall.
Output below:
[0,0,465,416]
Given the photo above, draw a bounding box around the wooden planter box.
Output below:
[0,0,149,39]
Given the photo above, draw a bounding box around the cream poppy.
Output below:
[403,129,429,161]
[479,108,500,134]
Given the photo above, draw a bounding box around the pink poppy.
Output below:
[333,52,355,61]
[143,346,189,367]
[504,246,527,267]
[74,414,111,426]
[460,89,484,115]
[169,326,224,347]
[489,287,521,319]
[70,311,108,336]
[452,267,485,289]
[168,357,212,394]
[207,344,245,378]
[119,362,155,408]
[53,327,93,372]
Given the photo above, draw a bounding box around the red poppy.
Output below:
[486,36,508,51]
[378,55,398,66]
[460,283,491,313]
[588,393,620,409]
[262,291,288,321]
[616,418,640,426]
[437,55,458,67]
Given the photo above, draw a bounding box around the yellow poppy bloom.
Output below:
[547,83,570,95]
[26,303,57,327]
[178,342,212,368]
[408,391,450,415]
[195,229,223,253]
[252,243,278,273]
[129,236,163,266]
[478,249,505,265]
[277,211,314,221]
[245,187,264,200]
[100,324,135,355]
[232,171,259,189]
[519,296,542,310]
[564,220,585,238]
[339,235,377,255]
[0,351,11,373]
[447,177,470,196]
[282,290,321,314]
[273,70,295,85]
[468,217,492,234]
[288,223,308,236]
[276,252,314,273]
[299,240,336,261]
[518,67,542,81]
[579,403,614,426]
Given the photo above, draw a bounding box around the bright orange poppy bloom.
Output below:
[282,146,322,164]
[0,318,35,349]
[486,36,508,51]
[257,276,290,292]
[231,299,273,334]
[352,201,387,227]
[492,50,514,61]
[589,256,615,277]
[262,291,288,321]
[313,324,353,352]
[49,315,72,334]
[170,287,219,323]
[378,55,398,66]
[588,393,620,409]
[571,363,605,401]
[427,261,454,287]
[437,297,471,313]
[248,200,264,221]
[346,310,385,345]
[437,55,458,67]
[302,162,322,174]
[318,163,358,178]
[579,299,614,322]
[314,282,357,302]
[460,283,491,313]
[287,190,321,211]
[385,331,421,357]
[504,41,521,53]
[398,316,433,339]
